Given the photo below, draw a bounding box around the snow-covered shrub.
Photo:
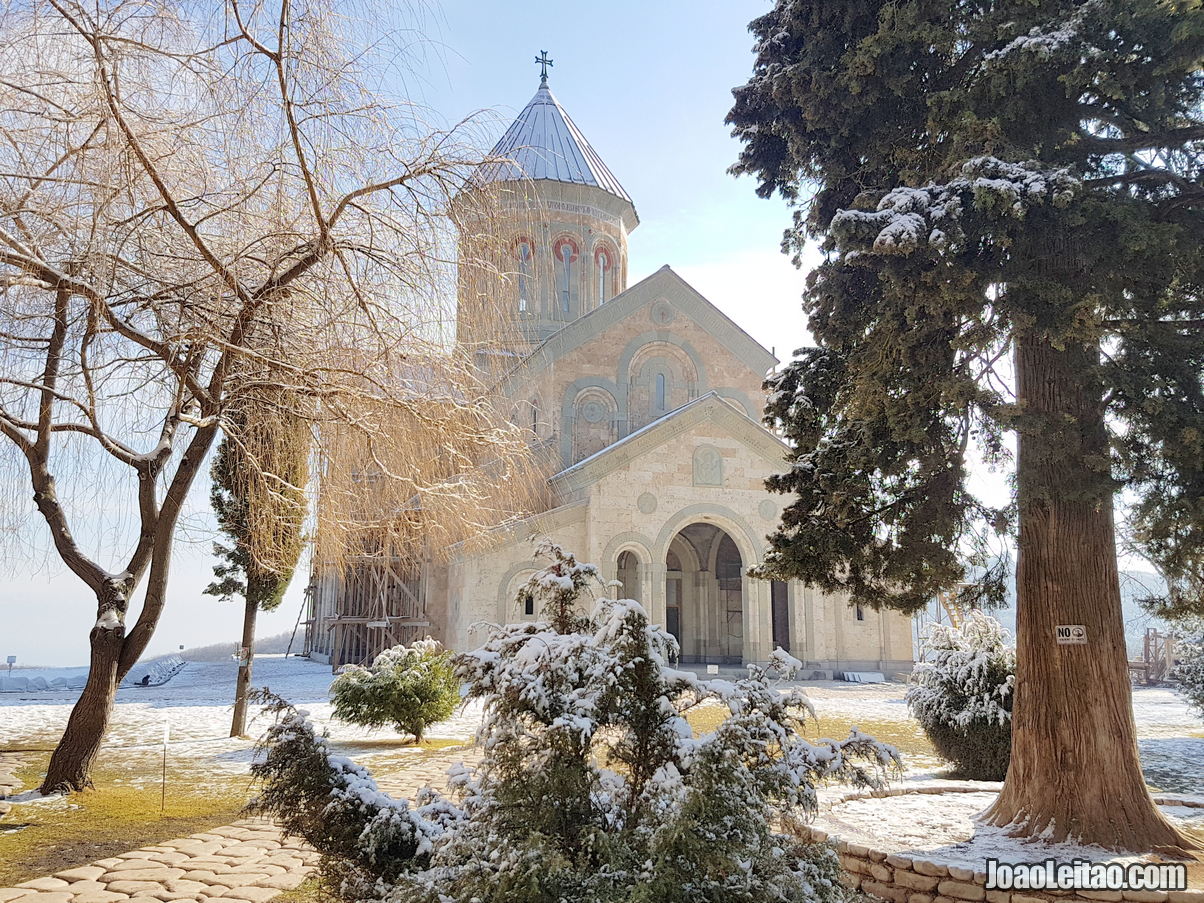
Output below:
[330,639,459,742]
[907,611,1015,780]
[1173,629,1204,720]
[252,541,901,903]
[514,536,597,632]
[247,691,456,899]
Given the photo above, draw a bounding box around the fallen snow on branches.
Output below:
[831,157,1079,255]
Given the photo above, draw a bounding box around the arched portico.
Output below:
[665,522,746,664]
[654,505,772,664]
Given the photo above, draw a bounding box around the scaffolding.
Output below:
[1128,628,1177,685]
[307,555,431,669]
[912,585,972,661]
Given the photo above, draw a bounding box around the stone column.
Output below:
[743,577,773,664]
[647,561,666,628]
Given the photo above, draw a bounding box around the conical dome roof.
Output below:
[476,80,633,205]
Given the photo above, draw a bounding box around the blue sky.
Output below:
[413,0,817,357]
[4,1,823,666]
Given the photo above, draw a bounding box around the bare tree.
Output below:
[0,0,532,792]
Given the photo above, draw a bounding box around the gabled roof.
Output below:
[500,266,779,392]
[475,80,632,205]
[550,392,790,493]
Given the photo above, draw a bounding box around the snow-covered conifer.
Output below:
[907,611,1014,780]
[1172,629,1204,721]
[330,639,459,742]
[252,543,901,902]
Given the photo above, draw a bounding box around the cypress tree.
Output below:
[729,0,1203,851]
[207,399,308,737]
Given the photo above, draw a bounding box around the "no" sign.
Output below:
[1055,625,1088,645]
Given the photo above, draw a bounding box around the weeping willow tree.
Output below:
[729,0,1203,852]
[0,0,538,793]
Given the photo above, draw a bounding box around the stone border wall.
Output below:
[792,787,1203,903]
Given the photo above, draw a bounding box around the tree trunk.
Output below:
[230,597,258,738]
[984,335,1192,853]
[40,619,123,793]
[37,425,217,794]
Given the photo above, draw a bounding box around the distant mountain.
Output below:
[179,631,298,662]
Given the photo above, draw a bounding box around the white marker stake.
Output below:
[161,719,169,815]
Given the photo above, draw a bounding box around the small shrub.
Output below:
[247,691,449,899]
[907,610,1014,780]
[1173,629,1204,720]
[330,639,459,742]
[251,540,902,903]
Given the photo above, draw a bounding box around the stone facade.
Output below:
[432,182,913,670]
[307,78,916,673]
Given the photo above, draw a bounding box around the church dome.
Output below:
[455,68,638,360]
[476,79,636,217]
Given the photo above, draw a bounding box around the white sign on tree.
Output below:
[1055,625,1088,645]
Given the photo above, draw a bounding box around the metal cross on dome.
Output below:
[535,50,554,82]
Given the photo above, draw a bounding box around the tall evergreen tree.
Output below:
[729,0,1203,851]
[207,399,308,737]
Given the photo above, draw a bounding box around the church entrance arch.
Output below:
[665,523,744,664]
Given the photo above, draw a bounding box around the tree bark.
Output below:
[37,425,217,793]
[40,591,126,793]
[230,596,259,738]
[984,335,1193,853]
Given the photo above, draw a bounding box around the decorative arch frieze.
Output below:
[619,332,705,433]
[558,376,622,466]
[569,386,618,464]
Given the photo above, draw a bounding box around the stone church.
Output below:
[306,73,914,675]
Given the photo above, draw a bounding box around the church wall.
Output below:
[506,288,772,470]
[425,408,912,676]
[568,418,785,663]
[551,416,912,674]
[438,509,590,653]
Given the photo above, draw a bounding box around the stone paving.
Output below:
[0,752,22,817]
[0,748,481,903]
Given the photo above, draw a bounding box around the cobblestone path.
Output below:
[0,748,481,903]
[0,752,21,817]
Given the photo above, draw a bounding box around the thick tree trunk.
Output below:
[37,424,217,794]
[40,610,124,793]
[984,336,1192,853]
[230,597,258,738]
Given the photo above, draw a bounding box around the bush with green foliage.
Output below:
[907,611,1015,781]
[251,541,901,903]
[330,639,459,742]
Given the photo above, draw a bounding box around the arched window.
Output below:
[595,246,612,305]
[617,551,640,600]
[655,372,667,413]
[515,238,533,313]
[553,237,578,315]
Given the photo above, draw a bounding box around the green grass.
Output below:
[685,704,937,761]
[0,748,250,887]
[0,731,478,888]
[271,877,332,903]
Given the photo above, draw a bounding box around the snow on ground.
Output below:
[0,655,483,792]
[1,658,1200,795]
[821,788,1204,869]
